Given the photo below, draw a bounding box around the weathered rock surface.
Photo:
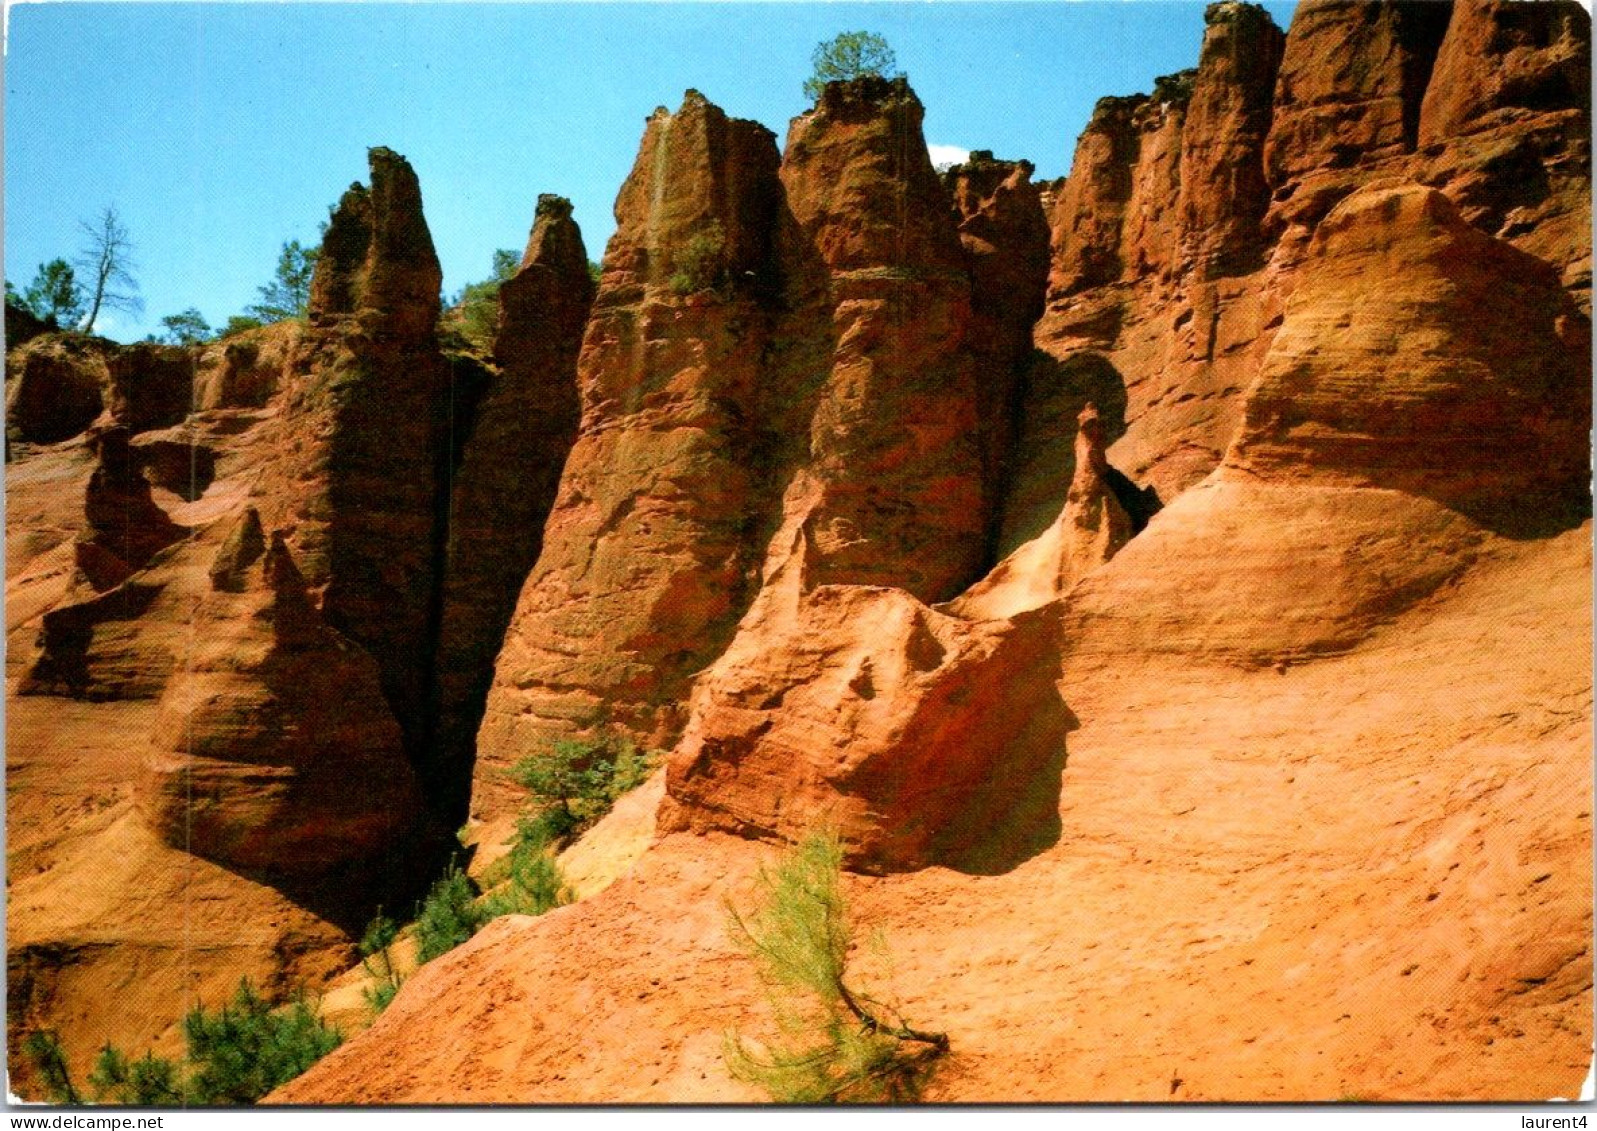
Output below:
[263,146,451,769]
[1029,0,1588,524]
[104,343,193,433]
[5,336,110,446]
[1178,2,1285,276]
[476,80,1001,830]
[949,403,1135,621]
[1418,0,1592,305]
[82,426,185,569]
[137,530,425,874]
[1064,181,1588,667]
[192,322,300,410]
[430,195,595,821]
[1229,183,1590,527]
[472,92,784,825]
[659,538,1067,873]
[945,152,1050,533]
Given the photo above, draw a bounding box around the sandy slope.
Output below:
[275,521,1592,1103]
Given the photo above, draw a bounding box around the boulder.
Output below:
[660,538,1067,873]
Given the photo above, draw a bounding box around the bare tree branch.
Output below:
[74,205,142,333]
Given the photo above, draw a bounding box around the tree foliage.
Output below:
[22,1031,83,1104]
[724,832,948,1103]
[245,239,319,323]
[181,979,342,1104]
[359,909,403,1018]
[75,205,142,333]
[158,307,213,345]
[480,819,573,919]
[88,1045,184,1105]
[413,864,484,964]
[445,247,519,350]
[22,979,340,1106]
[803,31,901,102]
[508,732,658,846]
[18,259,87,328]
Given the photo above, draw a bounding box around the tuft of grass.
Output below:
[724,831,948,1103]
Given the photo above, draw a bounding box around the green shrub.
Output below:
[359,908,403,1018]
[24,981,339,1107]
[22,1030,83,1104]
[507,731,660,847]
[182,979,342,1104]
[724,832,948,1103]
[668,221,726,296]
[89,1045,183,1105]
[482,819,573,919]
[413,864,485,964]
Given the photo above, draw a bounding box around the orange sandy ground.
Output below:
[275,523,1593,1103]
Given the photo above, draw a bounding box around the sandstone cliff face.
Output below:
[138,527,424,873]
[1418,0,1592,304]
[475,80,1007,829]
[5,336,109,446]
[1030,0,1589,524]
[472,93,784,823]
[944,152,1050,536]
[1229,183,1590,528]
[949,403,1134,622]
[1064,181,1587,667]
[430,195,595,821]
[764,76,987,600]
[1178,2,1285,276]
[268,147,450,767]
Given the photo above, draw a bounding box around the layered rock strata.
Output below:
[474,81,1030,827]
[138,527,425,873]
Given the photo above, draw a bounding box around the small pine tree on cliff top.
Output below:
[804,32,901,102]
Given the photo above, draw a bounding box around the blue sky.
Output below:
[5,1,1295,342]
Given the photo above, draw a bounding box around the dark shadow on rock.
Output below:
[231,820,462,939]
[931,612,1078,877]
[993,350,1130,558]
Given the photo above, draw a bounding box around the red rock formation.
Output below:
[1418,0,1592,304]
[1229,182,1590,527]
[104,342,193,434]
[137,530,424,874]
[763,75,986,599]
[944,152,1050,529]
[1178,2,1285,276]
[192,322,299,410]
[949,403,1134,621]
[659,536,1067,873]
[270,146,450,761]
[82,426,185,569]
[1065,181,1588,667]
[4,335,110,446]
[1264,0,1453,240]
[1048,95,1144,298]
[473,92,784,822]
[430,194,595,820]
[476,79,993,832]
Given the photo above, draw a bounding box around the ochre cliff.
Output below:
[6,0,1591,1105]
